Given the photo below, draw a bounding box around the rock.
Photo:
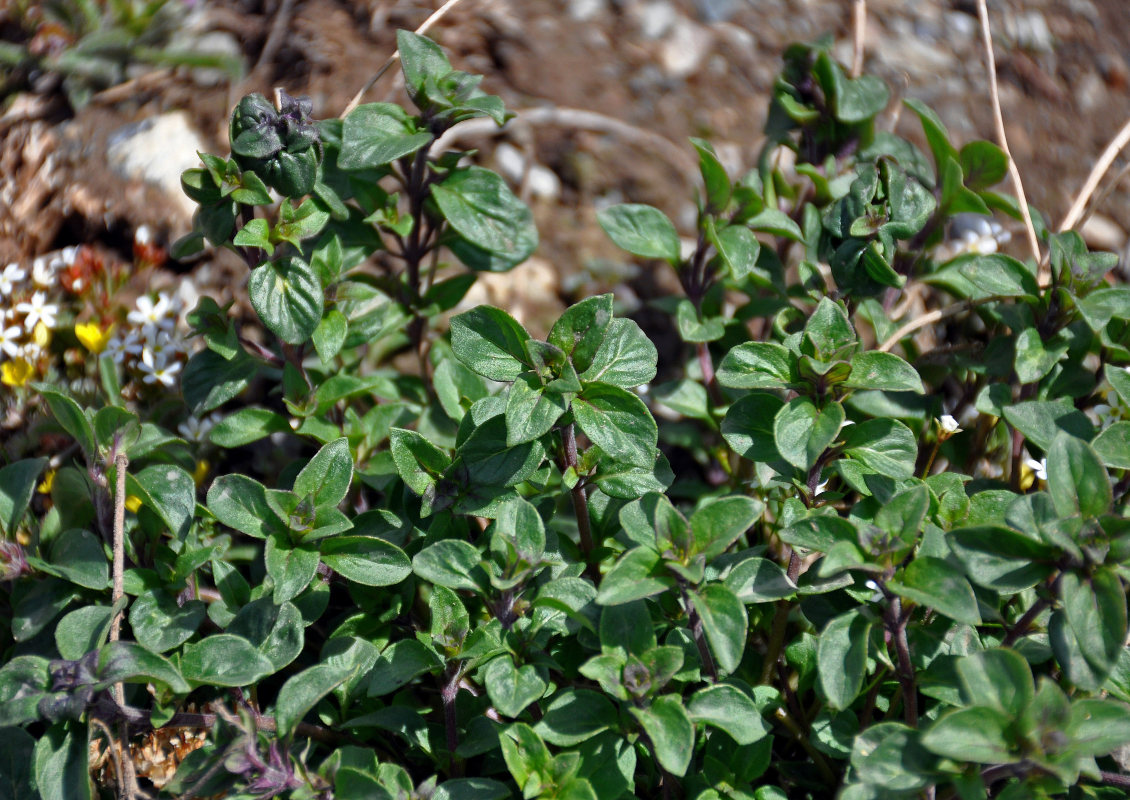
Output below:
[568,0,606,22]
[1080,213,1126,253]
[693,0,738,24]
[632,0,677,40]
[492,142,562,202]
[659,17,715,79]
[105,112,209,224]
[1007,11,1054,53]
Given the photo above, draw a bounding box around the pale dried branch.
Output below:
[342,0,470,117]
[975,0,1041,266]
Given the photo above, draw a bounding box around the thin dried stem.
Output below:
[1058,116,1130,233]
[342,0,470,117]
[850,0,867,78]
[975,0,1041,266]
[433,106,698,178]
[110,453,128,659]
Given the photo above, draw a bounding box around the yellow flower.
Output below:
[1,358,33,387]
[37,469,55,494]
[192,459,210,487]
[125,495,142,513]
[31,321,50,349]
[75,321,115,354]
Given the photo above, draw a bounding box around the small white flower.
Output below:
[864,579,884,603]
[135,226,152,246]
[128,293,175,331]
[31,257,53,288]
[61,246,77,267]
[939,414,962,435]
[1025,457,1048,482]
[177,413,219,442]
[0,325,22,359]
[0,263,26,296]
[15,292,58,331]
[137,349,181,387]
[1089,403,1118,431]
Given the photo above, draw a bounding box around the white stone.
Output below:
[492,142,561,202]
[568,0,606,22]
[659,17,715,79]
[633,0,677,40]
[1080,214,1126,253]
[106,112,210,223]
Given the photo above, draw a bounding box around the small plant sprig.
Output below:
[4,25,1130,800]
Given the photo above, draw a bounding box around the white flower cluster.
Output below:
[0,251,69,372]
[107,292,189,389]
[944,214,1012,258]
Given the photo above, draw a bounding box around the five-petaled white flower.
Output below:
[138,349,181,387]
[31,257,53,288]
[0,263,26,296]
[1090,403,1118,430]
[1025,457,1048,482]
[128,293,175,331]
[0,325,22,359]
[15,292,58,332]
[177,413,220,443]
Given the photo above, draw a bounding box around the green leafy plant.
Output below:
[4,25,1130,800]
[0,0,241,108]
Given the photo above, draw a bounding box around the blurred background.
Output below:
[3,0,1129,331]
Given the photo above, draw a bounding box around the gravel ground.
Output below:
[2,0,1129,325]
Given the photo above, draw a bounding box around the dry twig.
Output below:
[433,106,698,179]
[342,0,470,117]
[851,0,867,79]
[1058,116,1130,233]
[975,0,1041,266]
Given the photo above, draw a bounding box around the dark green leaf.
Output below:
[817,609,872,710]
[579,317,658,388]
[340,103,432,169]
[888,556,981,626]
[921,706,1017,764]
[98,641,190,694]
[630,695,694,776]
[955,649,1033,717]
[47,529,107,590]
[690,584,748,674]
[129,589,205,653]
[367,639,443,696]
[689,496,762,560]
[1046,432,1111,519]
[248,256,324,345]
[721,392,785,462]
[573,383,658,468]
[294,437,353,506]
[265,533,321,603]
[716,342,794,389]
[535,689,619,746]
[774,398,845,471]
[413,539,481,592]
[504,373,567,446]
[276,661,355,738]
[389,427,450,497]
[432,167,537,269]
[321,536,412,586]
[180,634,276,686]
[450,306,531,382]
[34,722,90,800]
[548,294,614,374]
[208,473,286,539]
[724,557,797,603]
[0,458,47,536]
[595,547,673,605]
[0,726,35,799]
[130,464,195,540]
[959,140,1008,191]
[687,683,770,745]
[597,204,681,262]
[484,656,547,718]
[55,605,112,660]
[209,407,291,447]
[842,418,917,479]
[845,351,923,393]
